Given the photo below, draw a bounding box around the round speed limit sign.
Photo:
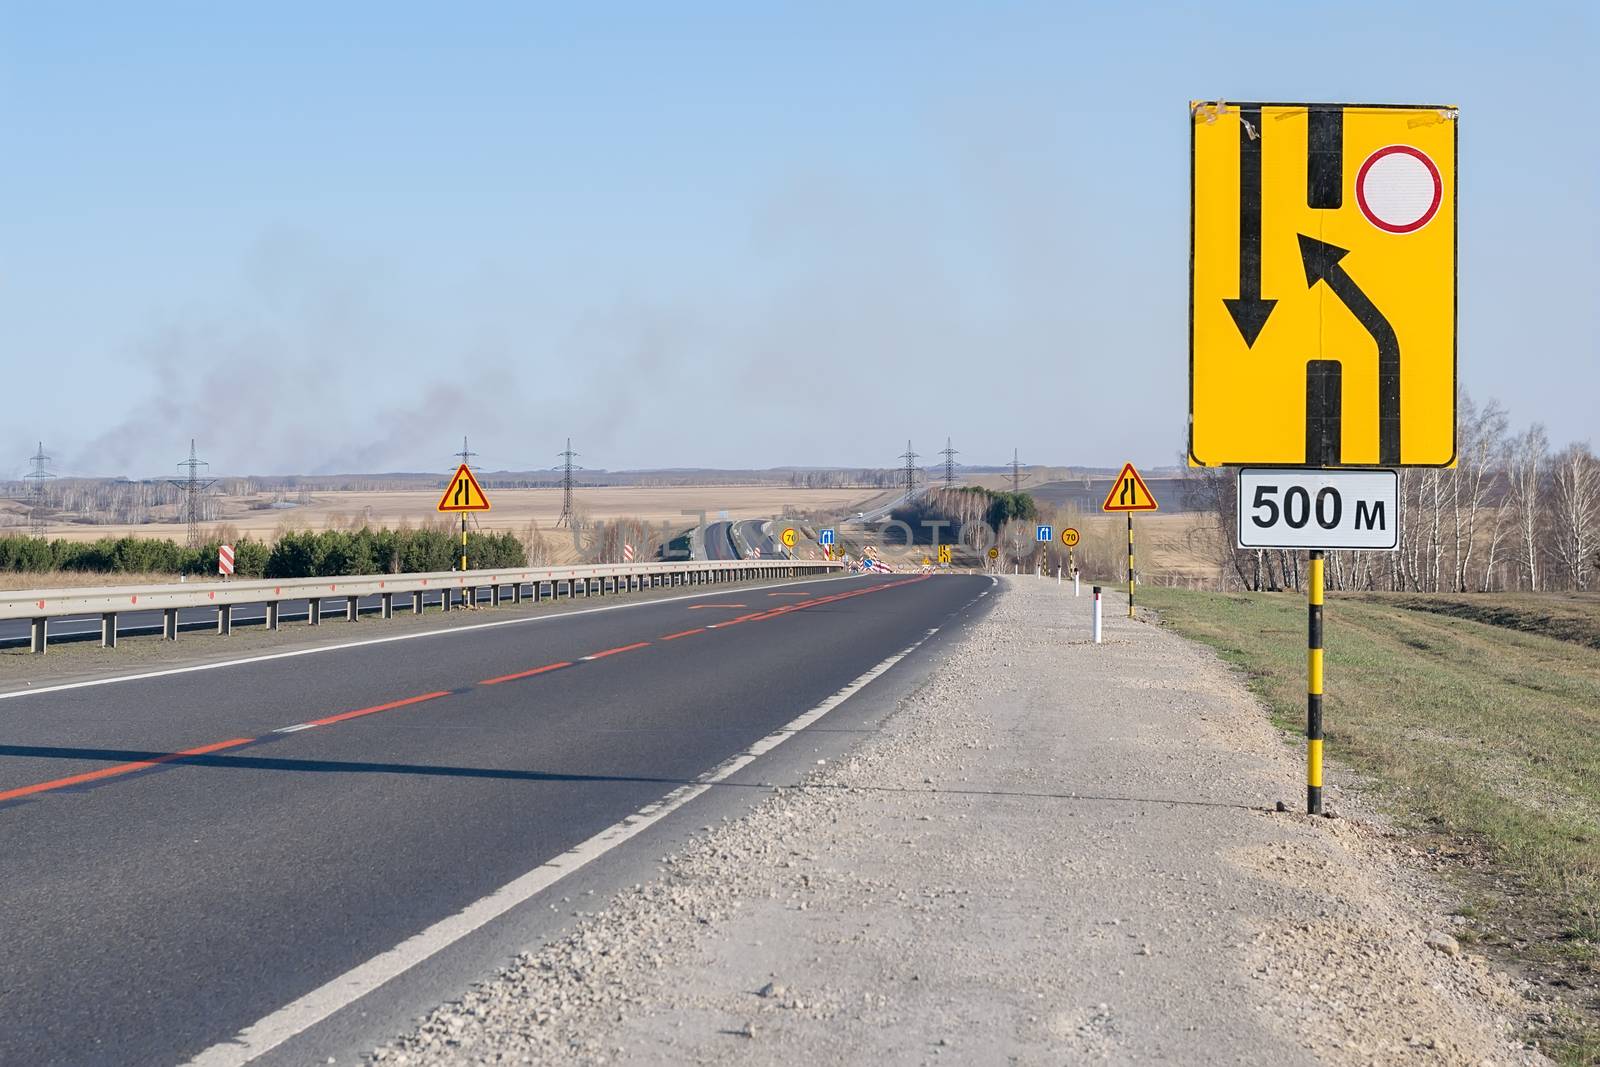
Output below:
[1059,527,1080,547]
[987,547,1000,560]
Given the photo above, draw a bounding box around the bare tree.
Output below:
[1506,424,1549,591]
[1547,442,1600,591]
[1451,396,1507,591]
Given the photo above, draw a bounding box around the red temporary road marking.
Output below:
[659,628,705,641]
[304,690,450,728]
[0,736,255,804]
[582,641,651,661]
[688,603,747,610]
[480,661,574,686]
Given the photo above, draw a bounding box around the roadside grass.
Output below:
[1360,591,1600,651]
[1140,586,1600,1063]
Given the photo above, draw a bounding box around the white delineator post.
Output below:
[1092,585,1103,643]
[1074,573,1081,597]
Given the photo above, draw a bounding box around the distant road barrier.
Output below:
[1,559,842,655]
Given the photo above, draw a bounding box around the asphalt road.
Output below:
[703,520,739,560]
[0,570,991,1066]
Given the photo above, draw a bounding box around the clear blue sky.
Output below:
[3,2,1595,478]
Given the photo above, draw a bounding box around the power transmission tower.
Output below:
[1010,447,1027,494]
[24,442,54,537]
[555,438,581,527]
[938,437,958,487]
[897,441,919,498]
[169,439,215,548]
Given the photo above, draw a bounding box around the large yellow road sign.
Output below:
[1190,102,1457,468]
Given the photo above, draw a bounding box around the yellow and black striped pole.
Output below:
[1126,515,1135,618]
[460,512,468,573]
[1307,549,1325,814]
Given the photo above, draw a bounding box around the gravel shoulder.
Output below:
[375,575,1545,1066]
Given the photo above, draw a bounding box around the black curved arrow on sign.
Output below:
[1224,106,1276,347]
[1297,234,1401,465]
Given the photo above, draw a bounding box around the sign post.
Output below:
[1100,463,1159,617]
[1060,527,1080,594]
[1191,101,1457,815]
[436,463,492,571]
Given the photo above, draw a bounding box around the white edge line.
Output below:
[184,631,938,1067]
[0,573,873,706]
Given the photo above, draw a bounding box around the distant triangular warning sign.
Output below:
[437,464,492,512]
[1101,462,1159,513]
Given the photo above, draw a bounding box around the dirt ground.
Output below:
[374,575,1543,1066]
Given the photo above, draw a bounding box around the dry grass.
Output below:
[1142,585,1600,1061]
[20,486,882,545]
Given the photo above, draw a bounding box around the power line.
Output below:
[897,440,919,498]
[24,441,54,538]
[555,438,581,527]
[168,439,215,549]
[938,437,958,487]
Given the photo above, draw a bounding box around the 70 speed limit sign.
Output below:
[1237,468,1398,550]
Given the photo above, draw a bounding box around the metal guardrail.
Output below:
[3,558,843,654]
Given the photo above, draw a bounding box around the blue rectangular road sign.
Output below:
[1035,524,1053,542]
[819,528,836,546]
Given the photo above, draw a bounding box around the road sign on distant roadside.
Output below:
[1237,468,1398,550]
[781,527,798,549]
[1190,101,1457,468]
[437,464,491,512]
[623,543,635,562]
[751,546,762,558]
[218,544,234,577]
[819,528,836,546]
[937,544,952,565]
[987,547,999,560]
[1101,463,1158,512]
[1035,524,1053,542]
[1059,527,1080,547]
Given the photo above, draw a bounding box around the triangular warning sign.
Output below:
[1101,462,1159,513]
[437,464,492,512]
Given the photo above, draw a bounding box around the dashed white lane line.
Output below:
[272,724,316,734]
[183,628,944,1067]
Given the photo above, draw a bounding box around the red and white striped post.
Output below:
[218,544,235,579]
[622,543,635,563]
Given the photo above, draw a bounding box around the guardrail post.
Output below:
[101,612,117,648]
[310,599,323,625]
[381,592,394,619]
[163,608,179,641]
[513,583,523,604]
[267,601,280,630]
[346,595,359,622]
[491,584,502,607]
[410,592,423,614]
[30,617,47,655]
[218,604,233,636]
